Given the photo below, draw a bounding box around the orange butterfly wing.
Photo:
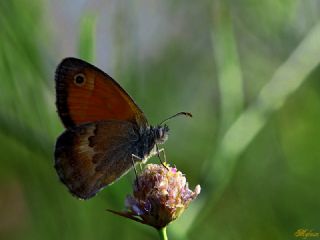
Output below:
[55,57,147,128]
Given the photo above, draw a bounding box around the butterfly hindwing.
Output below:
[54,120,139,199]
[55,57,148,128]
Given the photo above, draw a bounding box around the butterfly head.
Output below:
[153,112,192,145]
[154,124,169,144]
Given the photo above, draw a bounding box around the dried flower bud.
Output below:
[108,163,201,229]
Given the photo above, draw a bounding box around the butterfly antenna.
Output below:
[159,112,192,125]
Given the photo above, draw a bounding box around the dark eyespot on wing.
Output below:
[74,73,86,86]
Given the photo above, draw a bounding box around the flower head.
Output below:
[108,163,201,229]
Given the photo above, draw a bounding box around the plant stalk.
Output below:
[158,227,168,240]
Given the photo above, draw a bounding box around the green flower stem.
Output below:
[158,227,168,240]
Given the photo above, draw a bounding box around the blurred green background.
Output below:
[1,0,320,239]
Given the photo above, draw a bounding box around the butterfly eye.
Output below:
[74,73,86,86]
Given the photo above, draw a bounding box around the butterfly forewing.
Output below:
[54,121,139,199]
[55,58,148,128]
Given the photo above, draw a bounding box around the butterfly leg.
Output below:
[159,148,167,163]
[131,154,141,178]
[155,144,168,169]
[131,154,143,188]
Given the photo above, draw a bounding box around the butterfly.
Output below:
[54,57,191,200]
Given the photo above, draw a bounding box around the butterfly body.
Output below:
[55,120,169,199]
[54,58,170,199]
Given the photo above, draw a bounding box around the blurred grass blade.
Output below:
[212,1,244,133]
[0,113,52,157]
[171,197,205,240]
[173,3,244,238]
[78,12,97,62]
[192,20,320,233]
